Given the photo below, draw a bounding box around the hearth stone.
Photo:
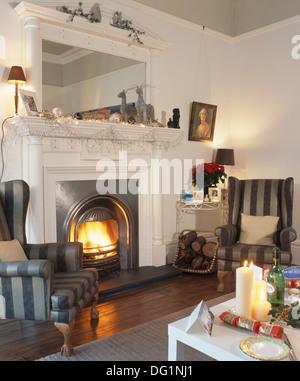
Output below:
[98,265,183,298]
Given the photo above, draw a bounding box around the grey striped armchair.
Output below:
[215,177,297,292]
[0,180,99,356]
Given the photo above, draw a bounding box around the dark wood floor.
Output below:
[0,271,235,361]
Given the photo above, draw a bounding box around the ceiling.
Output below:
[133,0,300,36]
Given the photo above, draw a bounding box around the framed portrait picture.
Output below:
[19,89,41,116]
[188,101,217,142]
[208,187,220,202]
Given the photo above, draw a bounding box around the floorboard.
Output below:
[0,270,235,361]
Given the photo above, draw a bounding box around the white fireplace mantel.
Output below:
[4,116,183,267]
[8,116,183,145]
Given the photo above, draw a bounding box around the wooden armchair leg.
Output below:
[217,270,232,292]
[90,292,99,320]
[54,320,75,357]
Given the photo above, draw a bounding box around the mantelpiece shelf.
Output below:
[7,116,183,145]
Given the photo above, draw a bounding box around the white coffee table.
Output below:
[168,298,300,361]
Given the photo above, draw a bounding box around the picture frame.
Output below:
[19,89,41,116]
[193,190,203,203]
[208,187,220,202]
[188,101,217,142]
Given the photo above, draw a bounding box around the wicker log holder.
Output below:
[173,229,218,274]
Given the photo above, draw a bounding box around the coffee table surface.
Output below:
[168,298,300,361]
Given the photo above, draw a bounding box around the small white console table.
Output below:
[175,199,228,234]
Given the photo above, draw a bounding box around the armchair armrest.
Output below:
[23,241,83,273]
[0,260,53,321]
[214,223,237,246]
[280,226,297,252]
[0,259,53,278]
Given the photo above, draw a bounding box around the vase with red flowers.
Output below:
[192,162,227,194]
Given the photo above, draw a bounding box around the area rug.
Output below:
[37,292,235,361]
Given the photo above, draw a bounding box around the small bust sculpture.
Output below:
[172,108,180,128]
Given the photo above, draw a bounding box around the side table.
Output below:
[176,200,227,235]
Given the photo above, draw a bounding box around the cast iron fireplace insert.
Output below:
[56,179,139,277]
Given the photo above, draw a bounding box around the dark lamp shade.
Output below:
[8,66,26,84]
[215,148,235,166]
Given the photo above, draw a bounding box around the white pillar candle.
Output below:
[253,299,271,322]
[253,281,271,322]
[255,280,267,301]
[236,261,255,319]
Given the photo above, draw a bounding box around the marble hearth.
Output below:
[4,116,182,267]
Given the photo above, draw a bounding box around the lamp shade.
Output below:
[8,66,26,84]
[215,148,235,166]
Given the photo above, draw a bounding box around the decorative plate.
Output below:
[239,336,289,361]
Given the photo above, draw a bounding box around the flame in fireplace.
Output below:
[77,219,118,256]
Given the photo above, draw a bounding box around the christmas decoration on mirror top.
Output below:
[57,2,101,23]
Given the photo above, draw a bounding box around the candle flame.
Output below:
[249,261,253,269]
[244,260,248,267]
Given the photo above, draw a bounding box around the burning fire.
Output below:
[77,219,118,257]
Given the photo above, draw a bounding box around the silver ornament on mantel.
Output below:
[109,113,121,123]
[52,107,64,117]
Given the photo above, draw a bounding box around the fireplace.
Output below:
[56,179,139,277]
[5,116,183,269]
[70,208,120,277]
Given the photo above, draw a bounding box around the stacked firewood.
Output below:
[176,231,217,271]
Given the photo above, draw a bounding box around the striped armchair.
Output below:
[215,177,297,292]
[0,180,99,356]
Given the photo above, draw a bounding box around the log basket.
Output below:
[173,229,218,274]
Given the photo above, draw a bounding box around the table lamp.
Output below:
[8,66,27,115]
[215,148,235,166]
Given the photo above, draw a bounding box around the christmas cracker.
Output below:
[219,311,283,339]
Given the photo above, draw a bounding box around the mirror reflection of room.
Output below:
[42,40,146,115]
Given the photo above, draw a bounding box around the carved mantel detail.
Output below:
[6,116,183,155]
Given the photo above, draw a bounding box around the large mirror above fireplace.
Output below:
[42,40,146,114]
[14,1,170,119]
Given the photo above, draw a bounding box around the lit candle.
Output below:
[255,280,267,301]
[236,261,255,319]
[253,289,271,322]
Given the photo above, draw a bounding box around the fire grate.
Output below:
[82,241,120,277]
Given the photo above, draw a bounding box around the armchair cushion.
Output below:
[51,269,98,311]
[239,214,279,246]
[0,239,28,262]
[50,268,98,324]
[217,244,291,268]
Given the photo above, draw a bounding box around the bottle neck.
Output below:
[273,249,280,267]
[273,257,280,267]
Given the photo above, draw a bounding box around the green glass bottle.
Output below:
[267,247,285,306]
